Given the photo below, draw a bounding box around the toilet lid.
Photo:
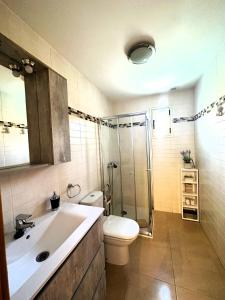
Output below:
[103,215,139,240]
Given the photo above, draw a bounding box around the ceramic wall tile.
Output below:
[112,88,195,213]
[195,42,225,268]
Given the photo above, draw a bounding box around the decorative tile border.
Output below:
[68,107,101,124]
[173,95,225,123]
[193,95,225,120]
[0,120,28,129]
[173,117,195,123]
[68,107,146,128]
[69,94,225,129]
[2,94,224,133]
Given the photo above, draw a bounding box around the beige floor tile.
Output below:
[128,237,174,284]
[176,287,216,300]
[106,265,176,300]
[125,273,176,300]
[171,247,225,274]
[151,231,171,248]
[106,264,128,300]
[151,221,171,248]
[169,228,211,250]
[174,267,225,300]
[106,212,225,300]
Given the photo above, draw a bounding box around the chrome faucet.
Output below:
[14,214,35,239]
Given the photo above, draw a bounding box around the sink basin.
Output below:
[6,202,104,300]
[7,209,85,264]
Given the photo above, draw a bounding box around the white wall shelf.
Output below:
[181,168,199,222]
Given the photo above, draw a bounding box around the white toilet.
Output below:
[80,191,139,265]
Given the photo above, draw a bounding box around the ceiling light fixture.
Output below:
[127,41,155,64]
[22,58,35,74]
[9,64,21,77]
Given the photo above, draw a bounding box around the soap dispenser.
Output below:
[50,191,60,210]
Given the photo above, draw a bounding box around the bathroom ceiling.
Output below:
[3,0,225,101]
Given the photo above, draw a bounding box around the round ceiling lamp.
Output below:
[127,41,155,64]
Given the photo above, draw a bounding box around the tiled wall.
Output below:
[0,1,112,233]
[195,42,225,267]
[113,88,195,213]
[1,115,101,233]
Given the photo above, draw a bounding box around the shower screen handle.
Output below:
[146,169,151,172]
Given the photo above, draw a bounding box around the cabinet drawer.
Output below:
[72,243,105,300]
[92,272,106,300]
[36,218,103,300]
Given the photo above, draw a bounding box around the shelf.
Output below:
[181,168,199,222]
[183,205,198,209]
[182,217,199,222]
[0,163,49,174]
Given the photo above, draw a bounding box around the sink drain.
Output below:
[36,251,50,262]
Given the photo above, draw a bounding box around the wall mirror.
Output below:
[0,32,70,170]
[0,64,29,168]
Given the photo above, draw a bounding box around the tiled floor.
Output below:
[106,211,225,300]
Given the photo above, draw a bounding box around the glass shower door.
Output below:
[100,112,153,236]
[118,116,137,220]
[132,114,152,233]
[100,118,122,216]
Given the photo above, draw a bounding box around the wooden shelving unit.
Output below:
[181,168,199,222]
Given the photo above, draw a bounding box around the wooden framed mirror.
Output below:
[0,32,71,170]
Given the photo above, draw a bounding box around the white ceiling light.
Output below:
[128,42,155,64]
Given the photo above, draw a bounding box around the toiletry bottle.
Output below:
[50,191,60,210]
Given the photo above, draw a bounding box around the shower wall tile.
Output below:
[195,43,225,268]
[0,2,112,234]
[113,88,195,213]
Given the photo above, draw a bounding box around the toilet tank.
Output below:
[80,191,103,207]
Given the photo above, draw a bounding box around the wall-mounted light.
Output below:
[9,64,21,77]
[22,58,35,74]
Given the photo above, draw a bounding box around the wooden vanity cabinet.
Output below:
[35,218,106,300]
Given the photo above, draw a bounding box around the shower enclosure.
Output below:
[100,112,153,236]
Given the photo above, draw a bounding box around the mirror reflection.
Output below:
[0,65,29,168]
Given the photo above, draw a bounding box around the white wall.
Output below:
[0,1,112,233]
[113,88,195,213]
[195,42,225,267]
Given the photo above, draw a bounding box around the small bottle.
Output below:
[50,191,60,210]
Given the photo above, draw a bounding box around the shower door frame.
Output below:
[99,111,153,234]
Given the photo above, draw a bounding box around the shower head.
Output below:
[107,161,118,168]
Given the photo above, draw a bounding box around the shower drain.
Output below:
[36,251,50,262]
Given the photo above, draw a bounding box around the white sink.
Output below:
[6,202,104,300]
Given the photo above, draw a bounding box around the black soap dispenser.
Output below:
[50,191,60,210]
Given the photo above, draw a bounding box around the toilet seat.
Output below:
[103,215,139,240]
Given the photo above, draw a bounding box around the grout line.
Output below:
[168,215,178,300]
